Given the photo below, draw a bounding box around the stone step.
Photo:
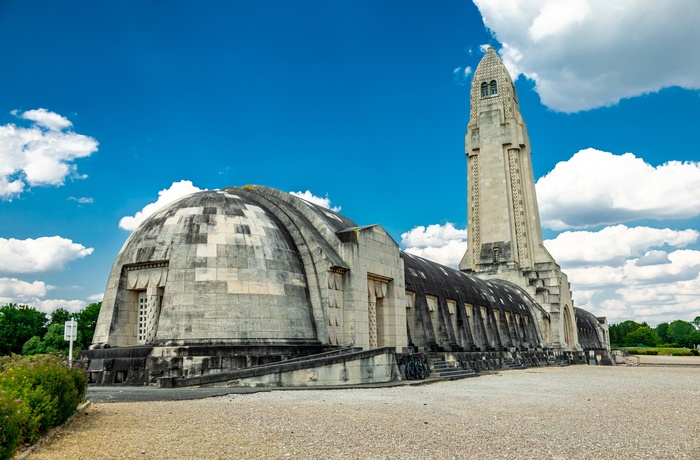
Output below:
[441,372,479,381]
[428,358,478,381]
[438,368,476,377]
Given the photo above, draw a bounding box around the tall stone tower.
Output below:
[459,47,579,351]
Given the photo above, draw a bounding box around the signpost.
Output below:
[64,319,78,368]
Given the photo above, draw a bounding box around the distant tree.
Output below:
[687,330,700,349]
[624,326,660,347]
[655,322,670,344]
[667,320,696,348]
[49,307,72,326]
[692,316,700,331]
[73,302,101,349]
[21,335,46,355]
[609,320,642,347]
[0,304,48,355]
[42,323,74,354]
[21,323,82,357]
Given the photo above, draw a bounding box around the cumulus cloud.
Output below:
[473,0,700,112]
[623,249,700,285]
[397,219,700,324]
[536,149,700,230]
[566,248,700,324]
[119,180,205,231]
[0,108,98,200]
[16,108,72,131]
[87,293,104,302]
[544,225,699,267]
[566,265,625,289]
[0,236,94,274]
[31,298,86,314]
[0,277,49,302]
[289,190,341,212]
[0,277,90,313]
[401,223,468,268]
[635,250,671,267]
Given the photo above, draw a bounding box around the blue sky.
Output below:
[1,1,699,326]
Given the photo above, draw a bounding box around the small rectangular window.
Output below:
[138,292,148,342]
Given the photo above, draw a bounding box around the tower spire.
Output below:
[459,48,579,351]
[460,47,552,273]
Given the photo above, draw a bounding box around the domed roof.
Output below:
[97,188,323,346]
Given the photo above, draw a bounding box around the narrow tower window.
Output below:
[490,80,498,95]
[480,82,488,97]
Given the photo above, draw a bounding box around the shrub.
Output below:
[625,348,658,355]
[690,349,699,356]
[671,350,693,357]
[0,354,87,460]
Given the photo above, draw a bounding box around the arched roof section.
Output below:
[401,252,545,318]
[575,307,605,350]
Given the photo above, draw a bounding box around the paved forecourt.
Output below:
[25,364,700,460]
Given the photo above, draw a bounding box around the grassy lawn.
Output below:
[620,347,699,356]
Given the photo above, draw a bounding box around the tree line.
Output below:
[2,302,698,354]
[609,317,700,349]
[0,303,101,357]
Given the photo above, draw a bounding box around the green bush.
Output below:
[626,348,658,355]
[0,354,87,460]
[671,350,693,356]
[623,347,700,356]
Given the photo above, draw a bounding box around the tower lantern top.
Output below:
[469,47,519,127]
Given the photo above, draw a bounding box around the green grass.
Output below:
[622,347,699,356]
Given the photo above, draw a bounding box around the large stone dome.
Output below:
[93,187,327,346]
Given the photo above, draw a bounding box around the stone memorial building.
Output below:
[85,48,609,387]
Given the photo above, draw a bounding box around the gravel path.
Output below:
[23,365,700,460]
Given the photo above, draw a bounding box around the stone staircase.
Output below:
[428,353,478,381]
[548,357,571,367]
[501,358,527,370]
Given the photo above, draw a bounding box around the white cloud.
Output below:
[16,108,72,131]
[623,249,700,285]
[87,293,104,302]
[396,220,700,325]
[401,223,468,268]
[289,190,341,212]
[544,225,699,267]
[566,248,700,325]
[404,239,468,269]
[528,0,590,42]
[607,269,700,326]
[31,298,86,314]
[0,236,93,274]
[473,0,700,112]
[119,180,205,231]
[568,247,700,299]
[453,66,473,86]
[536,149,700,229]
[0,108,98,200]
[0,277,88,313]
[566,265,625,289]
[67,196,94,204]
[635,250,671,267]
[0,277,49,303]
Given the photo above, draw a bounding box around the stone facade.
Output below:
[458,47,603,352]
[85,49,609,387]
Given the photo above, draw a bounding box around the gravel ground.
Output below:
[22,365,700,460]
